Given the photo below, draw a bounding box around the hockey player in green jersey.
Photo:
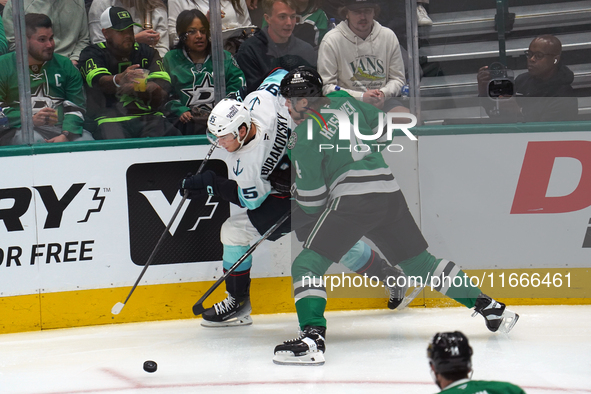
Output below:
[0,13,92,145]
[428,331,526,393]
[163,9,245,135]
[180,69,407,326]
[273,67,519,366]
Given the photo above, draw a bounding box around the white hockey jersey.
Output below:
[225,69,294,210]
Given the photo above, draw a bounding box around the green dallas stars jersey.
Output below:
[289,90,400,215]
[162,49,245,118]
[0,52,85,134]
[438,378,526,394]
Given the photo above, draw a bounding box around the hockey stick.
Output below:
[396,284,425,310]
[111,144,217,315]
[192,209,291,316]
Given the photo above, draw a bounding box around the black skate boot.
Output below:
[472,293,519,333]
[273,326,326,366]
[201,292,252,327]
[383,265,408,310]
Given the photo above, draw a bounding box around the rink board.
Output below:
[1,126,591,333]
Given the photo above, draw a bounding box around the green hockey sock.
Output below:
[398,250,481,308]
[295,297,328,329]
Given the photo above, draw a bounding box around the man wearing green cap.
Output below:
[78,6,180,139]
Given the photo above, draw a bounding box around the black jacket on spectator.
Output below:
[483,64,578,123]
[235,27,317,94]
[514,63,578,122]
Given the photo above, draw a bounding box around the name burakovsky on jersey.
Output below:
[260,113,289,176]
[181,69,295,327]
[227,72,294,210]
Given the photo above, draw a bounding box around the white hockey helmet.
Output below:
[206,98,251,149]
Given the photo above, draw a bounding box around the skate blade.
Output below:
[499,310,519,333]
[201,315,253,328]
[396,285,425,311]
[273,351,325,366]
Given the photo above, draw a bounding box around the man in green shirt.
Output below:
[0,16,7,56]
[428,331,526,393]
[0,13,92,145]
[2,0,90,66]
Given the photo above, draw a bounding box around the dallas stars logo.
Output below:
[181,70,215,111]
[30,83,63,115]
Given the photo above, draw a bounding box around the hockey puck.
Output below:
[143,360,157,373]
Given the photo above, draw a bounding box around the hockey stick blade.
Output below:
[110,145,216,315]
[192,303,206,316]
[396,285,425,310]
[111,302,125,315]
[192,209,291,316]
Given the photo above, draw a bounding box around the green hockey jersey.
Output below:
[0,52,85,134]
[162,48,245,117]
[289,90,400,214]
[0,17,7,56]
[438,378,526,394]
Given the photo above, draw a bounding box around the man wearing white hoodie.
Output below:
[317,0,406,112]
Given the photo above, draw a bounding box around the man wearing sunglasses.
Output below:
[477,35,578,122]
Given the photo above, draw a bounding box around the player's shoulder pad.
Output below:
[260,68,288,88]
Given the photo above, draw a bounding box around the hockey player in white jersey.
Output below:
[181,69,407,327]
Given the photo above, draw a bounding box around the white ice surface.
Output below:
[1,305,590,394]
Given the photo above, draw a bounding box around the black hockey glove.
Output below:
[267,154,293,195]
[180,170,217,199]
[180,170,242,205]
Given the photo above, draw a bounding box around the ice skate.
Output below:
[201,292,253,327]
[273,326,326,366]
[472,293,519,333]
[383,265,409,310]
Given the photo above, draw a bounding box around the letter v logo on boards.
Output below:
[126,160,230,266]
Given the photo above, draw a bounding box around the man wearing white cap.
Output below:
[78,6,181,139]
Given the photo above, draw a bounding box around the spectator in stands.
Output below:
[163,9,246,135]
[235,0,316,94]
[0,15,7,55]
[0,14,92,145]
[167,0,254,47]
[89,0,169,58]
[2,0,90,66]
[428,331,526,393]
[262,0,328,49]
[79,6,181,139]
[322,0,432,30]
[318,0,407,113]
[477,35,578,122]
